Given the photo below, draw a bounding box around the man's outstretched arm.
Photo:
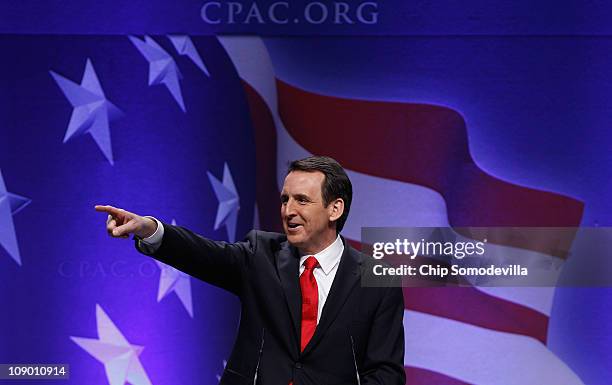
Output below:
[94,204,252,296]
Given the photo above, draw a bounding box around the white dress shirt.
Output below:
[139,218,345,324]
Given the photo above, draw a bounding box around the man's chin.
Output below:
[285,233,304,247]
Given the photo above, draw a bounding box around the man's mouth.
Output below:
[287,223,303,231]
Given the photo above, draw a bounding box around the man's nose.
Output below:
[284,199,297,216]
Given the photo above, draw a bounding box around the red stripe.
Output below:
[404,286,548,344]
[405,366,472,385]
[242,81,283,233]
[276,79,583,228]
[453,227,578,260]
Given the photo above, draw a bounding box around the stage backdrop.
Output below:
[1,2,611,385]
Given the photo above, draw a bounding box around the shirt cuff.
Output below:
[137,216,164,253]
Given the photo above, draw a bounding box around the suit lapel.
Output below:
[302,239,361,356]
[276,241,301,349]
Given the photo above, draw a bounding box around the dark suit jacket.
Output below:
[138,223,405,385]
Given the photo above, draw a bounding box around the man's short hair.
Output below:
[287,156,352,233]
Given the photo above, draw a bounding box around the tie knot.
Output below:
[303,256,319,271]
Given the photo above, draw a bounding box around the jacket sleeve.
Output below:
[135,221,257,296]
[361,285,406,385]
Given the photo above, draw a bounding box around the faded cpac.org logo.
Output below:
[201,1,379,25]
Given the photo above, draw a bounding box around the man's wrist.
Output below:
[138,216,164,249]
[137,217,158,239]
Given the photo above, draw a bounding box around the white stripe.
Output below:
[217,36,278,113]
[404,310,584,385]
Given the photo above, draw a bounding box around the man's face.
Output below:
[280,171,337,254]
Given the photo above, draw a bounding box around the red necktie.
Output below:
[300,256,319,352]
[289,257,319,384]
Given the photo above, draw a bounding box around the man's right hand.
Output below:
[94,205,158,239]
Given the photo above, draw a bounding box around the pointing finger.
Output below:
[95,205,123,217]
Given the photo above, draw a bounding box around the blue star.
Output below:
[207,163,240,243]
[168,35,210,77]
[0,169,31,266]
[155,219,194,317]
[129,35,186,112]
[70,305,152,385]
[50,59,122,166]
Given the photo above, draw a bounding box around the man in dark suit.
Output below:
[96,156,405,384]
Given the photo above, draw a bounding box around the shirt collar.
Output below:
[299,235,344,275]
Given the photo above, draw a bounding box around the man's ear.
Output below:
[328,198,345,223]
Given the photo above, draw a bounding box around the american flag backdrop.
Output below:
[1,30,611,385]
[218,36,610,385]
